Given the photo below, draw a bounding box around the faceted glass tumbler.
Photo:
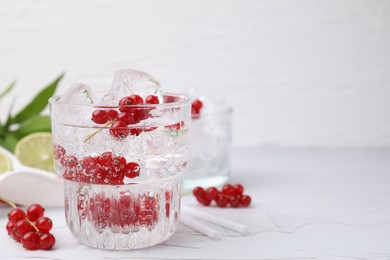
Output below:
[49,93,190,250]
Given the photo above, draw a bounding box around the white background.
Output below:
[0,0,389,148]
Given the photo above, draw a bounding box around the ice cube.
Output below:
[110,69,163,101]
[56,84,96,127]
[59,83,95,105]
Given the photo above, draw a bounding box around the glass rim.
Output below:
[49,92,191,109]
[63,171,183,186]
[198,106,233,116]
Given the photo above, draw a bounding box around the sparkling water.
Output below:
[49,70,190,250]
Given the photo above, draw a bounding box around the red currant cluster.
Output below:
[6,204,55,250]
[54,145,140,185]
[77,191,171,231]
[191,99,203,119]
[193,184,252,208]
[91,94,159,139]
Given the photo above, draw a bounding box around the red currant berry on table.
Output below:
[193,186,207,203]
[91,109,109,124]
[201,197,212,206]
[8,208,26,223]
[240,195,251,207]
[26,204,45,222]
[216,194,229,208]
[11,229,22,242]
[145,95,159,104]
[206,187,219,201]
[233,184,244,195]
[14,220,34,237]
[35,217,53,234]
[6,222,14,236]
[229,196,241,208]
[22,232,40,250]
[222,184,237,197]
[40,233,56,250]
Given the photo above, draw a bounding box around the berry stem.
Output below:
[26,218,41,234]
[84,120,114,143]
[0,196,17,209]
[1,197,42,234]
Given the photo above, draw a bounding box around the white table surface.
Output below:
[1,147,390,260]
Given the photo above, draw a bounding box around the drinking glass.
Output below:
[182,98,233,193]
[49,93,190,250]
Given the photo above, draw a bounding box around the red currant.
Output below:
[129,127,142,136]
[206,187,219,201]
[14,220,34,237]
[22,232,40,250]
[222,184,236,197]
[12,229,22,242]
[130,94,144,104]
[201,197,212,206]
[92,165,107,184]
[6,222,14,236]
[26,204,45,222]
[92,109,109,124]
[53,145,66,160]
[233,184,244,195]
[39,233,55,250]
[124,162,140,178]
[133,109,149,121]
[8,208,26,224]
[193,186,206,203]
[216,194,229,208]
[118,112,136,125]
[191,99,203,118]
[240,195,251,207]
[229,196,241,208]
[35,217,53,234]
[61,155,78,169]
[81,156,97,172]
[145,95,159,104]
[112,156,127,172]
[118,96,137,112]
[98,152,113,167]
[107,109,119,120]
[110,121,130,139]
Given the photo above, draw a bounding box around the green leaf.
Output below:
[12,73,64,124]
[0,81,16,101]
[13,114,51,138]
[0,132,18,152]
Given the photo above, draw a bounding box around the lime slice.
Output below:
[14,132,54,172]
[0,151,12,174]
